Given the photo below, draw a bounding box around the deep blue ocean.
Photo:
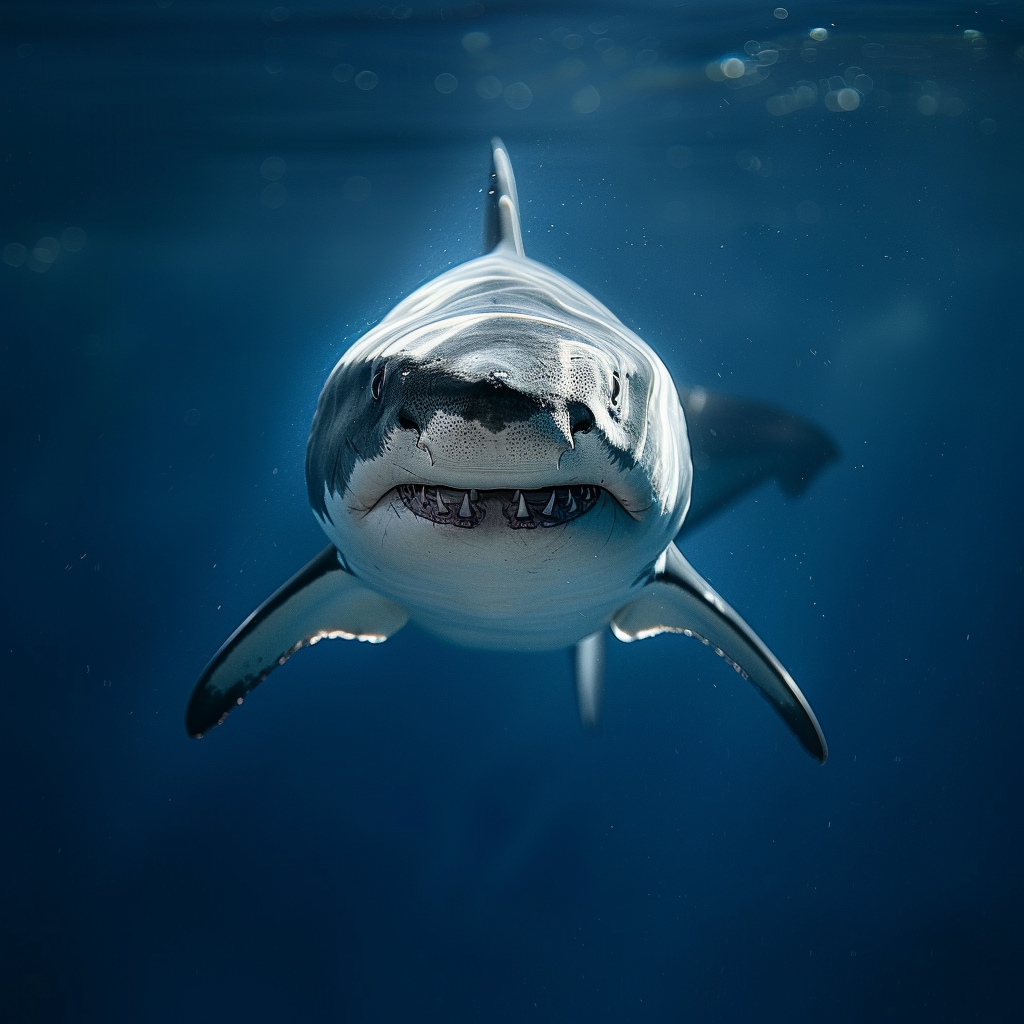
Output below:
[2,2,1022,1021]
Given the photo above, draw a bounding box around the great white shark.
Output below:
[186,139,836,762]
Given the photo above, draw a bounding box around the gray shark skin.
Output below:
[186,140,836,763]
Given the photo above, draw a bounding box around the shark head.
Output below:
[305,254,690,648]
[304,150,690,649]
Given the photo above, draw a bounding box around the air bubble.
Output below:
[3,242,26,267]
[571,86,600,114]
[601,46,627,66]
[825,88,861,111]
[766,81,816,116]
[736,150,762,172]
[559,58,586,79]
[796,200,820,224]
[260,156,285,180]
[354,71,378,90]
[27,238,59,273]
[462,31,489,52]
[476,76,502,99]
[434,73,458,94]
[32,237,60,263]
[721,57,746,79]
[504,82,533,109]
[60,226,86,252]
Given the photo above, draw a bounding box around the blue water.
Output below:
[2,2,1022,1020]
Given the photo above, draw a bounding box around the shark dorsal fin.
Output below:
[484,137,524,257]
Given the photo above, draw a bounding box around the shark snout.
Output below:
[393,372,596,471]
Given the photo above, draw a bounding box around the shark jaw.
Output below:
[392,483,603,529]
[321,481,657,652]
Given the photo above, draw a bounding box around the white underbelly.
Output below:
[322,492,664,650]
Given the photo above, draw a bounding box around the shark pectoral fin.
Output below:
[610,544,827,763]
[679,387,838,536]
[185,545,407,737]
[574,630,605,729]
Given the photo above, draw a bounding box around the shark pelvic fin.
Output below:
[611,544,827,763]
[185,546,407,737]
[485,137,524,257]
[574,630,605,729]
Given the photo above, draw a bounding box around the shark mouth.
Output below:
[394,484,602,529]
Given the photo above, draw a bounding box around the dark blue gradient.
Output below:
[2,3,1022,1021]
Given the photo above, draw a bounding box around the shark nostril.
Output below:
[398,411,419,432]
[569,403,595,436]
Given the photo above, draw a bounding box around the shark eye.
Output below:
[370,365,386,401]
[610,371,621,407]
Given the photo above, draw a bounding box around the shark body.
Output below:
[186,140,835,762]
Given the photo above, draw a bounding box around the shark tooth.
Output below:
[458,492,472,518]
[516,491,530,519]
[435,490,449,515]
[469,489,479,501]
[567,495,577,513]
[542,491,556,516]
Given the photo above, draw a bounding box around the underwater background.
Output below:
[2,1,1022,1020]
